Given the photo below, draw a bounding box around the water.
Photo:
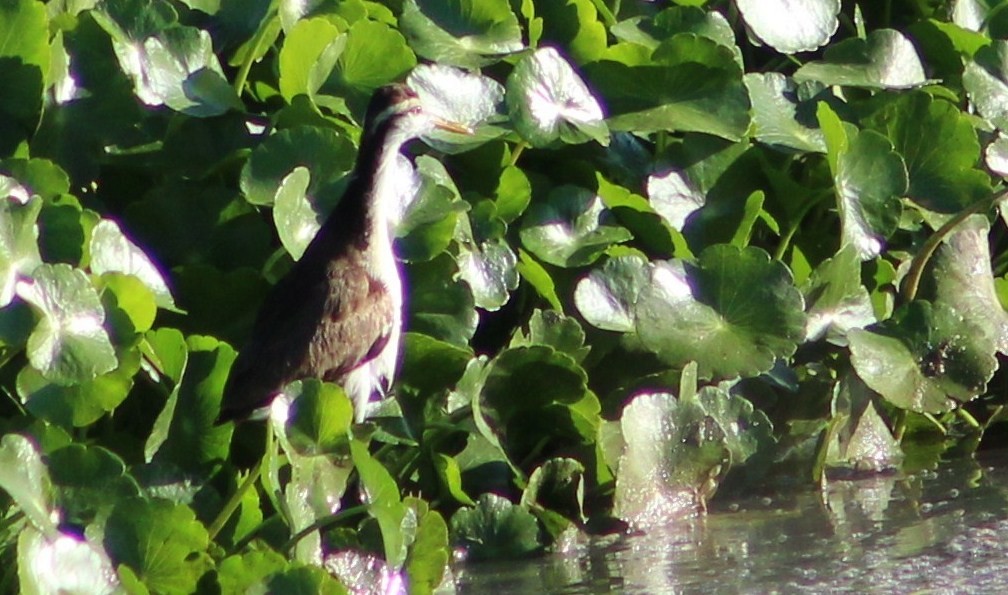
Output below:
[454,452,1008,593]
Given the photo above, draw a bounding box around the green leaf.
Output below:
[918,216,1008,355]
[964,40,1008,130]
[318,18,416,112]
[536,0,607,63]
[351,440,410,568]
[574,254,650,332]
[646,167,705,231]
[825,374,903,474]
[515,249,562,311]
[0,194,42,307]
[399,0,523,68]
[611,6,737,58]
[803,246,876,343]
[586,36,751,140]
[17,351,138,427]
[273,166,318,261]
[0,0,49,125]
[240,126,356,207]
[101,21,240,116]
[736,0,839,53]
[18,263,118,384]
[278,17,345,102]
[512,309,589,363]
[849,301,998,413]
[833,129,906,259]
[432,453,475,506]
[0,434,56,535]
[103,498,212,595]
[18,527,119,595]
[744,73,827,153]
[506,47,609,147]
[406,254,478,346]
[520,186,632,267]
[450,493,541,560]
[404,499,450,595]
[285,379,354,455]
[216,550,288,594]
[863,93,990,215]
[520,457,585,522]
[635,245,806,379]
[48,444,140,523]
[90,219,177,310]
[150,335,233,470]
[614,392,728,528]
[795,29,927,89]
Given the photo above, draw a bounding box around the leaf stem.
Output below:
[900,191,1007,303]
[509,141,529,166]
[233,16,276,98]
[208,456,264,542]
[283,504,369,555]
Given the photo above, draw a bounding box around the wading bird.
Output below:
[219,83,468,423]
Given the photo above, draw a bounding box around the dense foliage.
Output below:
[3,0,1008,591]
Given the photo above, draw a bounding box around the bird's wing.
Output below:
[311,260,395,383]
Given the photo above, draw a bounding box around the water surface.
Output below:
[455,452,1008,593]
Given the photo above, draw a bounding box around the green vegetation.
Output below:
[2,0,1008,591]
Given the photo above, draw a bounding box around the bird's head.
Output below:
[363,83,471,143]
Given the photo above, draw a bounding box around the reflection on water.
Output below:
[454,452,1008,593]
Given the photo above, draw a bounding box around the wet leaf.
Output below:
[849,301,998,413]
[614,392,728,529]
[18,528,119,595]
[450,493,541,561]
[647,167,705,231]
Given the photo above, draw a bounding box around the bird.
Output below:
[219,83,469,424]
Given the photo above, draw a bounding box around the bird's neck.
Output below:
[320,123,411,252]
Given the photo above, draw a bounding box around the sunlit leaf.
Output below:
[614,392,728,529]
[240,126,356,207]
[745,73,827,153]
[103,498,213,594]
[849,301,998,413]
[964,40,1008,130]
[285,378,354,455]
[0,195,42,307]
[399,0,523,67]
[647,168,705,231]
[404,499,450,595]
[737,0,839,53]
[573,253,649,332]
[18,528,119,595]
[611,6,737,60]
[825,374,903,475]
[0,0,49,125]
[795,29,927,89]
[586,36,750,140]
[90,219,177,310]
[537,0,606,63]
[351,440,410,568]
[520,186,632,267]
[506,47,609,147]
[635,246,806,379]
[919,215,1008,355]
[17,263,117,384]
[408,63,505,139]
[863,93,990,216]
[273,166,318,261]
[278,17,345,102]
[0,434,56,535]
[456,238,518,311]
[450,493,541,560]
[318,18,416,113]
[803,246,876,343]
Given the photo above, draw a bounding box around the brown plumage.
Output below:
[219,84,458,423]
